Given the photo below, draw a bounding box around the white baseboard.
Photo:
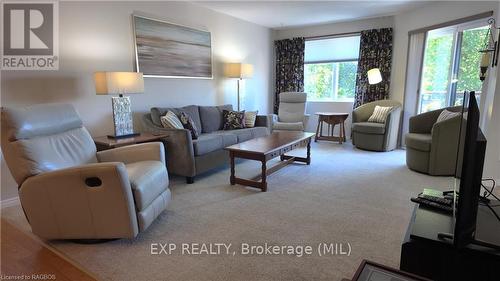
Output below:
[1,196,20,208]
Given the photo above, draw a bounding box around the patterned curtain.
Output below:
[274,37,305,113]
[353,28,393,108]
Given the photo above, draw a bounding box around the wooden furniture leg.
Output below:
[315,117,321,142]
[261,160,267,192]
[306,138,311,165]
[342,121,346,142]
[230,152,235,185]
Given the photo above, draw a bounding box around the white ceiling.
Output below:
[194,1,429,29]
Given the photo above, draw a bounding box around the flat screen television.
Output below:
[452,91,488,249]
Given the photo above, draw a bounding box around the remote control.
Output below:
[418,194,453,206]
[411,197,454,214]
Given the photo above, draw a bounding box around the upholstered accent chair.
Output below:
[351,100,402,152]
[1,104,170,240]
[405,106,463,176]
[270,92,310,132]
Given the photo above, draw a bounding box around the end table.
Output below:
[93,132,168,151]
[314,112,349,144]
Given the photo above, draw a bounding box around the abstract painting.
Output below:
[133,15,212,78]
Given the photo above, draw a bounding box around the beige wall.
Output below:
[0,1,273,200]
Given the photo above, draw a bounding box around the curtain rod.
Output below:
[408,11,494,35]
[304,31,361,41]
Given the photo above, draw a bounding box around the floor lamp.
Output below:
[224,63,253,111]
[366,68,382,104]
[94,72,144,139]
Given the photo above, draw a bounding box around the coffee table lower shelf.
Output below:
[226,132,314,192]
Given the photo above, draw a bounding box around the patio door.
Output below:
[418,21,488,113]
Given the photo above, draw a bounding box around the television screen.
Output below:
[452,91,487,249]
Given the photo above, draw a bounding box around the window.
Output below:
[304,35,360,102]
[418,21,488,113]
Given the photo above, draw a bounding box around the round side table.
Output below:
[314,112,349,144]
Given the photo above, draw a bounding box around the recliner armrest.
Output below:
[303,114,310,130]
[97,142,165,165]
[19,162,139,239]
[268,114,278,124]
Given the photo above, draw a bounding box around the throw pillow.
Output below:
[368,106,393,123]
[436,109,461,124]
[223,110,245,130]
[244,111,258,128]
[160,111,184,129]
[179,112,199,139]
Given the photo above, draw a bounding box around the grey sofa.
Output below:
[142,105,270,183]
[405,106,463,176]
[352,100,402,152]
[1,103,170,239]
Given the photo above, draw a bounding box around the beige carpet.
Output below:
[2,142,454,281]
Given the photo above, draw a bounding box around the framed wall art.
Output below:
[133,15,213,78]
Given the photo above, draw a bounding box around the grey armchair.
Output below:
[1,103,170,240]
[351,100,402,151]
[405,106,463,176]
[270,92,310,132]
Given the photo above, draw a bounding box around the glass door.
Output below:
[418,21,489,113]
[454,25,489,106]
[419,27,456,113]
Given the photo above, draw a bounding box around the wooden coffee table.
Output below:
[225,131,315,192]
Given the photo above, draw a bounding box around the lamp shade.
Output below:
[94,72,144,95]
[367,68,382,85]
[224,63,253,79]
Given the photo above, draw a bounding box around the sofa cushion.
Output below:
[160,111,183,129]
[151,105,201,133]
[192,134,227,156]
[368,105,393,123]
[199,104,232,133]
[273,121,304,131]
[405,133,432,152]
[179,112,199,140]
[223,127,269,143]
[126,161,168,211]
[352,122,385,134]
[223,110,245,130]
[244,111,258,128]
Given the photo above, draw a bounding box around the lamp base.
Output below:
[107,132,140,139]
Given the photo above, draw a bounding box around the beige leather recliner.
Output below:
[269,92,310,132]
[1,103,171,240]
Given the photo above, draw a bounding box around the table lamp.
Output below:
[94,71,144,139]
[224,63,253,111]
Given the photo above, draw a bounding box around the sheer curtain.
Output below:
[401,32,426,145]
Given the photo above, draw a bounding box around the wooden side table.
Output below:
[314,112,349,144]
[93,132,168,151]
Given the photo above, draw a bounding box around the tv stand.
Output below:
[436,231,500,251]
[401,202,500,281]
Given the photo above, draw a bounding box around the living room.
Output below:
[1,1,500,280]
